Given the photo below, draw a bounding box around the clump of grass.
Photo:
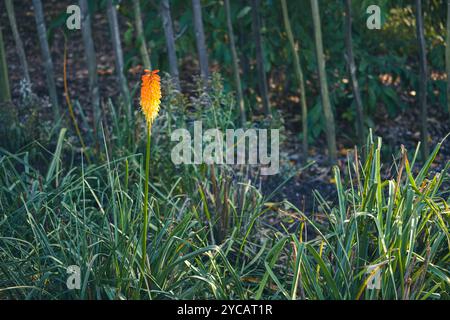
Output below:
[257,132,449,300]
[0,130,247,299]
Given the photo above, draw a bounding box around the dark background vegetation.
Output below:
[1,1,449,142]
[1,0,449,205]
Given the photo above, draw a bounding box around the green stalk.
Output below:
[281,0,308,155]
[447,0,450,116]
[141,122,152,274]
[0,26,11,103]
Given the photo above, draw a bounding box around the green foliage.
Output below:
[1,1,449,300]
[255,132,450,300]
[1,78,448,298]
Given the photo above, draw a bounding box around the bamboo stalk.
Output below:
[5,0,31,91]
[344,0,365,147]
[32,0,60,119]
[79,0,101,143]
[0,26,11,103]
[311,0,337,162]
[446,0,450,116]
[160,0,180,90]
[106,0,131,120]
[251,0,271,116]
[133,0,152,70]
[415,0,429,159]
[281,0,308,154]
[224,0,246,127]
[192,0,209,83]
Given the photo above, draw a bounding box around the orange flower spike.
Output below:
[140,69,161,124]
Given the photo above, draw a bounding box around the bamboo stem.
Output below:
[79,0,101,145]
[192,0,209,82]
[344,0,365,147]
[5,0,31,90]
[106,0,131,120]
[224,0,246,127]
[251,0,271,116]
[0,26,11,104]
[311,0,337,162]
[133,0,152,70]
[160,0,180,90]
[32,0,60,119]
[281,0,308,154]
[446,0,450,117]
[415,0,429,159]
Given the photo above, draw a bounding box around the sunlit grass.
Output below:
[0,78,448,300]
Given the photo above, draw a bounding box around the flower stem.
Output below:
[141,122,151,278]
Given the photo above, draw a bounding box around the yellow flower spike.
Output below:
[140,69,161,124]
